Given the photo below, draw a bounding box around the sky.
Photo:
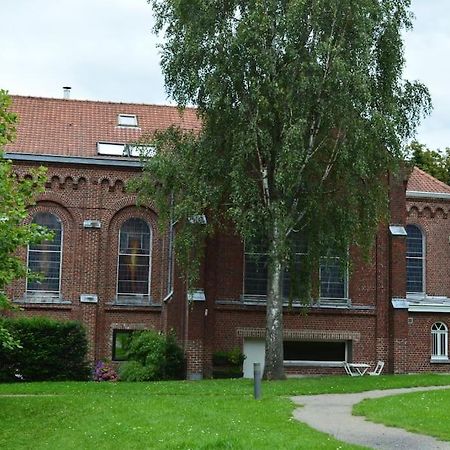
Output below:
[0,0,448,150]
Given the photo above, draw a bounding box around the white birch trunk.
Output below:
[263,222,286,380]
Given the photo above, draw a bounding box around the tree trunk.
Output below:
[263,224,286,380]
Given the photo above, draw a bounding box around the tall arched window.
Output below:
[406,224,424,294]
[431,322,448,360]
[117,218,151,297]
[27,212,62,293]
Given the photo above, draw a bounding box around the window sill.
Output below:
[240,296,351,308]
[284,360,345,368]
[111,296,153,306]
[430,357,450,364]
[15,293,71,305]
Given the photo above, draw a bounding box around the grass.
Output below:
[353,388,450,442]
[1,374,450,449]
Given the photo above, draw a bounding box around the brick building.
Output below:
[4,94,450,378]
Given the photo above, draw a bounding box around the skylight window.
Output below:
[118,114,138,127]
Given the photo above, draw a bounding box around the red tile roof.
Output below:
[6,95,201,158]
[407,166,450,194]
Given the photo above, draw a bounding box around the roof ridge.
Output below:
[10,94,198,111]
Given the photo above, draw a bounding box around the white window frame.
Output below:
[431,322,448,361]
[117,114,138,127]
[406,224,426,295]
[26,213,63,294]
[116,218,152,299]
[319,257,349,300]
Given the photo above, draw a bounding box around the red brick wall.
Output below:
[407,200,450,297]
[7,161,168,363]
[407,313,450,372]
[9,158,450,377]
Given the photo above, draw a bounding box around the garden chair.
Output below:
[368,360,384,376]
[343,362,360,377]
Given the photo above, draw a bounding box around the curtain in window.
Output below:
[117,218,151,296]
[27,212,62,292]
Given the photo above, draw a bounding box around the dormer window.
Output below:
[118,114,138,127]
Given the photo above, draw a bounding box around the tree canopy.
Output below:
[137,0,431,378]
[407,140,450,185]
[0,91,50,311]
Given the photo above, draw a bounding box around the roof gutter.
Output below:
[406,190,450,201]
[4,152,143,169]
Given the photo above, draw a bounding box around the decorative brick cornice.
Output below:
[236,327,360,342]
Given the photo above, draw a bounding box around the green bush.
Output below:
[212,348,246,366]
[119,330,185,381]
[0,317,90,381]
[212,348,246,379]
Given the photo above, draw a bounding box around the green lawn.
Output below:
[1,374,450,449]
[353,388,450,442]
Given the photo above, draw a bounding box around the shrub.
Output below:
[212,348,246,366]
[212,348,246,379]
[119,330,185,381]
[93,360,118,382]
[0,317,90,381]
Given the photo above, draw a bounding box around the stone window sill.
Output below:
[15,293,71,305]
[430,357,450,364]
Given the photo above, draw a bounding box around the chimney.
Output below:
[63,86,71,100]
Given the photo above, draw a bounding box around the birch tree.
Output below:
[137,0,431,379]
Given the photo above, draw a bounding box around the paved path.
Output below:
[291,386,450,450]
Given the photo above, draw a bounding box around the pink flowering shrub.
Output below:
[93,360,118,382]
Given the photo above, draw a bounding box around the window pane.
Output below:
[244,236,346,300]
[283,341,346,361]
[27,213,62,292]
[119,219,150,254]
[117,219,151,296]
[406,225,424,293]
[118,255,150,294]
[407,259,423,293]
[320,258,345,299]
[244,253,268,296]
[112,330,134,361]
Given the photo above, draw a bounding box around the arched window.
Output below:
[27,212,62,293]
[431,322,448,360]
[117,218,151,297]
[406,224,424,294]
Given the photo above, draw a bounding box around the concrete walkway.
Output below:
[291,386,450,450]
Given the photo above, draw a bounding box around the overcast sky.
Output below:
[0,0,448,150]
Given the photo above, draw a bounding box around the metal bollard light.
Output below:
[253,362,262,400]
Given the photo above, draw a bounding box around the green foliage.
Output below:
[0,317,90,381]
[213,348,246,366]
[0,90,51,310]
[119,330,185,381]
[143,0,432,263]
[212,348,246,378]
[0,90,51,351]
[407,140,450,185]
[139,0,431,378]
[0,325,22,350]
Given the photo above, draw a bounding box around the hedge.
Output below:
[0,317,90,381]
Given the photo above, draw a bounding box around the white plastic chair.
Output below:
[343,362,359,377]
[368,360,384,376]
